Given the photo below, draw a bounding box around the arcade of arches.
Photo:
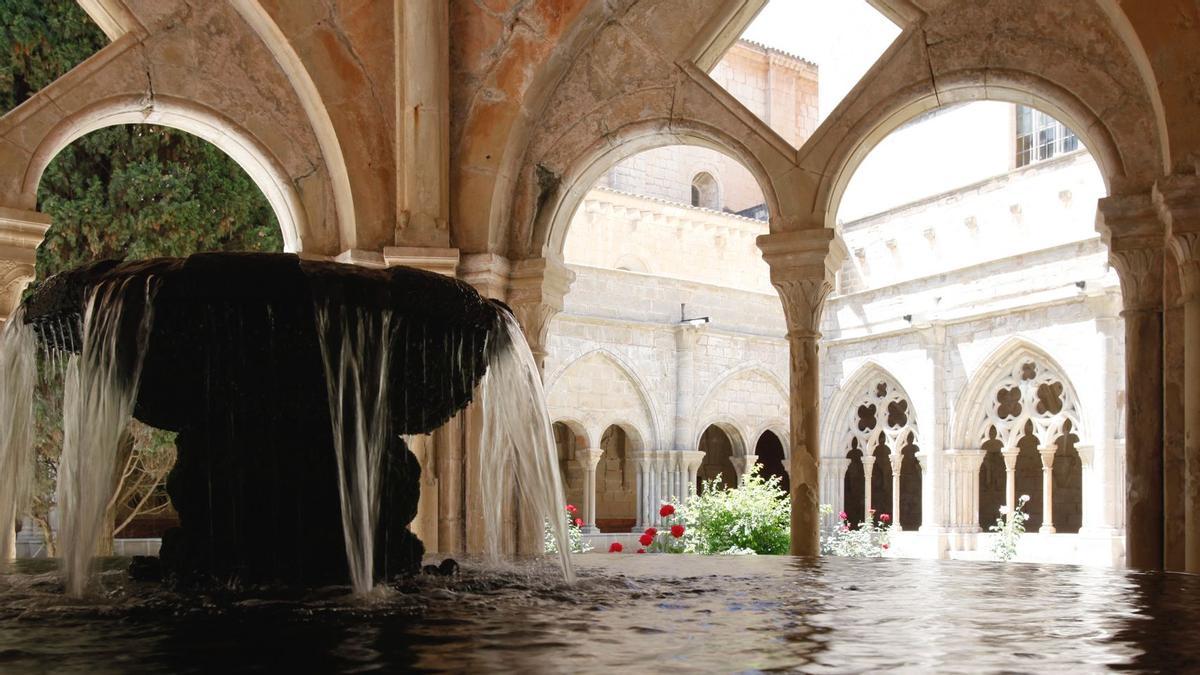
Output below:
[2,0,1200,573]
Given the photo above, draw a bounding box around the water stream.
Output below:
[314,302,397,595]
[479,313,573,581]
[57,279,157,596]
[0,308,37,561]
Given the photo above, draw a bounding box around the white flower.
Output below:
[1019,494,1030,502]
[999,505,1010,515]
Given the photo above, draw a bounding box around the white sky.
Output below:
[740,1,901,120]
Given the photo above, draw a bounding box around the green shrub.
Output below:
[681,465,790,555]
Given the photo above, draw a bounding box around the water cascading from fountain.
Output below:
[0,308,37,562]
[315,302,397,595]
[57,278,157,596]
[479,313,573,582]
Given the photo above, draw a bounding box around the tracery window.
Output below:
[973,358,1084,533]
[1015,105,1080,167]
[839,377,921,529]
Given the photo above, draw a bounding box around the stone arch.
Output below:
[958,338,1088,532]
[953,338,1089,451]
[797,3,1166,231]
[691,171,721,209]
[545,347,660,450]
[696,422,743,493]
[694,363,789,453]
[228,0,357,251]
[551,419,591,513]
[533,118,784,258]
[21,95,308,254]
[754,428,789,494]
[821,361,921,461]
[595,422,642,533]
[824,361,922,527]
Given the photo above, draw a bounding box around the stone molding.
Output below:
[382,246,460,277]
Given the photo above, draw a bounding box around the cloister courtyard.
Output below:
[1,0,1200,670]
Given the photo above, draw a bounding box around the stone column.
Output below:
[393,0,450,248]
[632,452,651,530]
[507,255,576,554]
[458,254,511,555]
[862,453,876,523]
[1099,194,1165,570]
[890,453,902,531]
[0,209,48,560]
[1076,445,1097,531]
[1001,448,1020,518]
[1157,176,1200,573]
[759,229,845,556]
[946,449,986,531]
[1038,446,1057,534]
[580,448,604,533]
[662,451,672,521]
[731,454,759,482]
[680,451,706,498]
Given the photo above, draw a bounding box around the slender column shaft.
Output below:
[1002,449,1019,520]
[891,456,902,531]
[1184,292,1200,570]
[1125,306,1165,568]
[862,455,875,524]
[1039,447,1057,534]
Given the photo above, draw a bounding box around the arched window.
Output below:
[836,375,921,528]
[972,357,1084,533]
[690,172,720,210]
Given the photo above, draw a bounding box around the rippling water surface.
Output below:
[0,555,1197,673]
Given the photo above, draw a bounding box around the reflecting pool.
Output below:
[1,555,1197,672]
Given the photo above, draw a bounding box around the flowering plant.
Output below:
[819,505,892,557]
[680,465,790,555]
[633,508,688,553]
[543,504,593,554]
[988,494,1030,562]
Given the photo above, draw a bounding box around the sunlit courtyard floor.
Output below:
[0,554,1197,672]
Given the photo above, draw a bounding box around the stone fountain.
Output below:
[14,252,551,590]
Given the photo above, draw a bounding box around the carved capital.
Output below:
[506,254,575,364]
[0,207,48,321]
[1097,193,1164,312]
[1155,175,1200,300]
[757,229,846,337]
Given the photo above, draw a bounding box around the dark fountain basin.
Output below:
[23,252,506,587]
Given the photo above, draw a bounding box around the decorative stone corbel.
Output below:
[0,207,50,322]
[506,254,575,371]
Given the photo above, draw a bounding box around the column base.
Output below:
[1039,525,1057,534]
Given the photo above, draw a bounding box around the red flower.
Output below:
[639,533,654,547]
[659,504,675,518]
[880,513,891,523]
[566,504,577,514]
[574,518,584,527]
[608,542,623,553]
[637,548,646,554]
[838,511,848,521]
[643,527,657,537]
[670,524,685,538]
[882,544,889,550]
